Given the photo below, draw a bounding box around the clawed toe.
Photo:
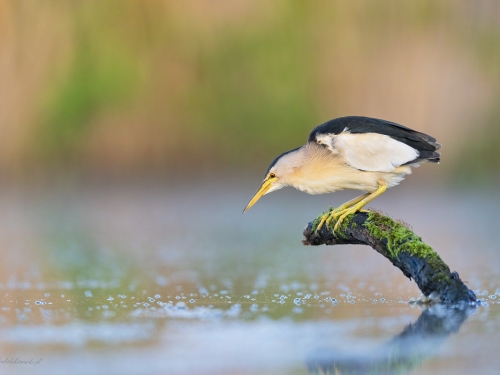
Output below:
[333,207,357,232]
[314,187,386,233]
[316,206,359,233]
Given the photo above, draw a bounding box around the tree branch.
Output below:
[303,211,476,304]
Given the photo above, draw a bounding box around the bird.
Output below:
[243,116,440,232]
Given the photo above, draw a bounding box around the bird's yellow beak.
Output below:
[243,176,277,213]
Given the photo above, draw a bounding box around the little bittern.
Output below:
[243,116,440,231]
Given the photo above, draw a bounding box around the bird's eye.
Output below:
[269,173,276,178]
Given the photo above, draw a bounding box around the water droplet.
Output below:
[176,301,187,309]
[35,301,41,305]
[84,290,93,298]
[143,303,149,307]
[148,297,155,302]
[189,299,195,303]
[107,296,113,301]
[155,294,161,299]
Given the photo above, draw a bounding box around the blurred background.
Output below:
[1,0,499,183]
[1,2,500,374]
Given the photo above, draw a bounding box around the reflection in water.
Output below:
[307,305,475,375]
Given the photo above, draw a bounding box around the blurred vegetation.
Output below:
[0,0,499,181]
[188,2,318,165]
[40,2,143,163]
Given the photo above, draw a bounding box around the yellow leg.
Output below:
[316,192,371,232]
[330,180,388,232]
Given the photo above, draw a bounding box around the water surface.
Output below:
[0,179,499,374]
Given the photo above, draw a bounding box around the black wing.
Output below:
[308,116,440,164]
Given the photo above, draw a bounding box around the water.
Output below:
[0,179,499,375]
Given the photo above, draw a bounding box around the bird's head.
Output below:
[243,147,303,213]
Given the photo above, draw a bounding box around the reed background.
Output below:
[1,0,499,184]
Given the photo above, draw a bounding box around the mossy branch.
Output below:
[303,211,476,305]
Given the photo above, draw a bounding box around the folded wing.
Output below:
[310,116,441,172]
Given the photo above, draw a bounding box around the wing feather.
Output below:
[315,132,419,172]
[309,116,441,152]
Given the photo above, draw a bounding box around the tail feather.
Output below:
[404,150,440,165]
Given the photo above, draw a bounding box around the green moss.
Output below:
[335,215,353,238]
[311,209,460,297]
[311,209,329,230]
[363,212,445,272]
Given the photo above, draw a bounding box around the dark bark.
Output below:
[303,211,476,305]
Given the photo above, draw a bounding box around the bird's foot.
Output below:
[314,183,387,233]
[315,207,367,232]
[330,206,358,232]
[316,206,369,233]
[329,203,371,231]
[315,209,339,232]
